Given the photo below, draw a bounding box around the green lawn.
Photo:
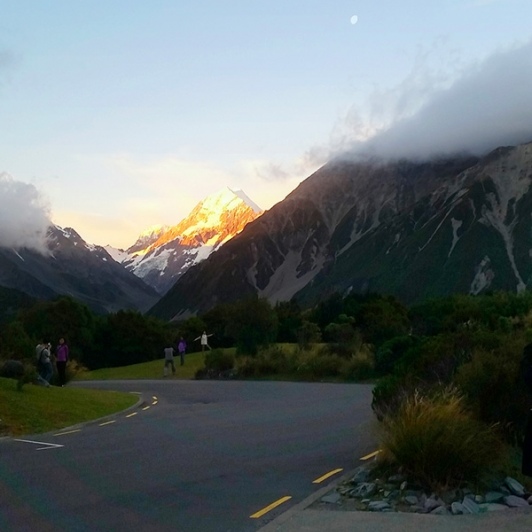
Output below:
[76,351,206,380]
[0,352,207,437]
[0,376,138,437]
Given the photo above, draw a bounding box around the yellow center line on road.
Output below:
[250,496,292,519]
[99,420,116,426]
[54,429,81,437]
[312,468,344,484]
[126,412,138,418]
[360,449,382,461]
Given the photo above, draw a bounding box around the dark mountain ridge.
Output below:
[0,226,159,314]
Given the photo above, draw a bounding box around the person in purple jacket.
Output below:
[55,337,69,386]
[177,337,187,366]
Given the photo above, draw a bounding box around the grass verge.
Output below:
[0,377,138,437]
[76,352,206,380]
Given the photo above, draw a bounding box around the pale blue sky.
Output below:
[1,1,532,248]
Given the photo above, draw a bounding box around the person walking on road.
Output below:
[55,337,69,386]
[163,345,176,376]
[177,337,187,366]
[195,331,213,352]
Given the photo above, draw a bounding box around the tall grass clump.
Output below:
[377,386,505,490]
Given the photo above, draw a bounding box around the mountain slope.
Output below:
[297,142,532,306]
[117,187,262,294]
[0,226,159,313]
[149,151,483,319]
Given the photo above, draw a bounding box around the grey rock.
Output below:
[504,495,530,508]
[424,496,443,512]
[431,506,451,515]
[484,491,505,503]
[350,467,370,484]
[404,495,419,505]
[505,476,526,497]
[368,501,392,512]
[462,497,481,514]
[528,495,532,504]
[474,495,484,504]
[400,481,408,491]
[479,503,510,512]
[321,493,341,504]
[451,502,465,515]
[441,490,459,504]
[351,482,377,498]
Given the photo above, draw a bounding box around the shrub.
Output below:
[455,345,529,440]
[377,387,505,490]
[375,335,420,376]
[203,349,235,373]
[342,348,375,381]
[297,353,344,380]
[236,346,299,378]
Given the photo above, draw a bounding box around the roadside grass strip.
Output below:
[250,496,292,518]
[312,468,344,484]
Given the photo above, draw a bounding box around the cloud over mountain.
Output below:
[343,40,532,161]
[0,173,51,252]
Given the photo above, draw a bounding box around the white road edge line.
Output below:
[14,439,64,451]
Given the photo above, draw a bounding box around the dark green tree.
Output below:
[275,300,303,343]
[18,296,98,362]
[226,297,278,355]
[91,310,172,369]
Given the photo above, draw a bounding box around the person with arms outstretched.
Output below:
[194,331,213,352]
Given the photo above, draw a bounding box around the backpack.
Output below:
[35,348,45,368]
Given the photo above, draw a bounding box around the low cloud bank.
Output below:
[0,173,52,252]
[343,40,532,161]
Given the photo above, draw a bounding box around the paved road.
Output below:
[0,380,375,531]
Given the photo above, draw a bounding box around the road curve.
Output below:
[0,380,375,531]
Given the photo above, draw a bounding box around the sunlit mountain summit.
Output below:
[106,187,263,295]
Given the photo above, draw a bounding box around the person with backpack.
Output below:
[36,341,53,387]
[55,337,69,386]
[163,345,176,377]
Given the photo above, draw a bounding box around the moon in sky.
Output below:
[350,15,358,25]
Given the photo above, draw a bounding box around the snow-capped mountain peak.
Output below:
[115,187,263,294]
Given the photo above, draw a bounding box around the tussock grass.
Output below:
[377,386,505,490]
[0,377,137,437]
